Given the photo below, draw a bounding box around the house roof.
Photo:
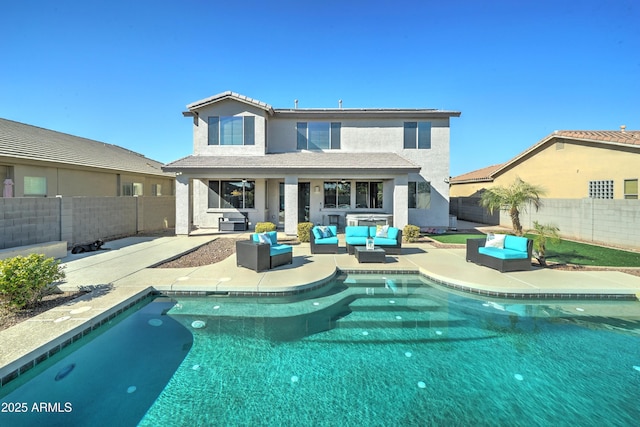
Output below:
[163,152,420,175]
[184,91,461,119]
[451,129,640,184]
[0,118,171,177]
[186,91,275,114]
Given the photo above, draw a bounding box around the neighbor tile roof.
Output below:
[553,130,640,146]
[0,118,170,176]
[449,164,503,184]
[164,152,420,172]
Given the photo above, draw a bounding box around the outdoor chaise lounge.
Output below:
[236,231,293,272]
[466,234,533,272]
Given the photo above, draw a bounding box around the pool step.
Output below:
[347,296,442,312]
[304,324,494,344]
[334,310,468,329]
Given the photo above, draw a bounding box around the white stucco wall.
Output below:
[268,116,451,227]
[192,99,269,156]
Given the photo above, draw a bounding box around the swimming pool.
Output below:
[1,273,639,426]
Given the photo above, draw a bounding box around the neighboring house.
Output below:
[0,118,175,198]
[449,129,640,250]
[163,91,460,235]
[450,129,640,199]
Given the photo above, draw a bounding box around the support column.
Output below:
[284,175,298,235]
[175,174,191,235]
[393,175,409,229]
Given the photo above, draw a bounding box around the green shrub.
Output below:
[297,222,314,243]
[403,224,421,243]
[0,254,66,310]
[254,222,276,233]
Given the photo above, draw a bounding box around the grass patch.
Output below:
[426,233,484,244]
[523,234,640,267]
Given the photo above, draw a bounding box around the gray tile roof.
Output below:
[186,91,274,114]
[164,151,420,173]
[0,118,171,177]
[185,91,461,118]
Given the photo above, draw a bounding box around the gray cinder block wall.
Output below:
[451,197,639,251]
[0,196,176,250]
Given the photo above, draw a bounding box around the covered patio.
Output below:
[164,151,421,236]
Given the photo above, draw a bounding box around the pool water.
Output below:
[2,273,640,426]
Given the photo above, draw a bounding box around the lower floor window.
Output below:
[323,181,351,209]
[209,180,255,209]
[24,176,47,197]
[409,181,431,209]
[624,179,638,199]
[355,181,383,208]
[123,183,143,196]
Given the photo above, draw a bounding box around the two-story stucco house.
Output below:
[163,92,460,235]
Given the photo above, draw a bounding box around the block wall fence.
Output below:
[451,197,640,251]
[0,196,175,249]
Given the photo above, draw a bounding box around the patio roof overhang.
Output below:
[163,152,421,178]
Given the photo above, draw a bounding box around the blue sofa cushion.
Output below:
[373,237,397,246]
[504,235,528,253]
[479,247,528,260]
[316,236,339,245]
[346,236,368,246]
[387,227,399,240]
[312,227,323,240]
[270,244,292,256]
[346,226,370,238]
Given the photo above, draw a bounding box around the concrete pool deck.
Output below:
[2,230,640,386]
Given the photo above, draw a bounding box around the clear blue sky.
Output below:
[1,0,638,176]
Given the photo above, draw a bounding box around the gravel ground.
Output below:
[155,237,241,268]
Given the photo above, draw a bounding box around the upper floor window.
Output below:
[408,181,431,209]
[24,176,46,197]
[589,180,613,199]
[297,122,341,150]
[208,180,255,209]
[208,116,255,146]
[356,181,383,208]
[404,122,431,149]
[624,179,638,199]
[151,184,162,196]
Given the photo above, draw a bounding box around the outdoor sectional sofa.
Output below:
[466,234,533,272]
[310,225,339,254]
[236,231,293,272]
[345,225,402,255]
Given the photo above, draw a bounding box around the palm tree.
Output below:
[479,178,546,236]
[531,221,561,267]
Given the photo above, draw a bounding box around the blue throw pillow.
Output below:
[318,226,333,238]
